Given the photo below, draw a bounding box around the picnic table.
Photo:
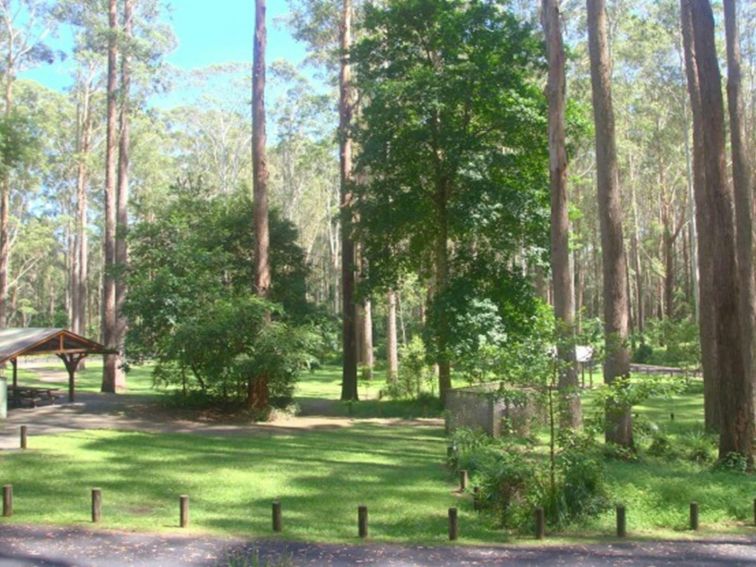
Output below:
[8,386,61,408]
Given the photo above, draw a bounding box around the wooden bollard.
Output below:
[534,507,545,540]
[20,426,27,450]
[358,505,368,538]
[179,495,189,528]
[91,488,102,523]
[2,485,11,517]
[272,501,282,532]
[689,501,699,530]
[616,504,627,538]
[448,507,458,541]
[473,486,481,511]
[459,470,468,491]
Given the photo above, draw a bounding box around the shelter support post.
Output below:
[57,353,87,403]
[11,358,16,388]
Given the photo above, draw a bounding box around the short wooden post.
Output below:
[459,469,468,491]
[752,498,755,526]
[179,495,189,528]
[534,507,545,540]
[616,504,626,538]
[91,488,102,523]
[272,501,282,532]
[473,486,481,511]
[2,485,11,517]
[20,425,27,450]
[689,501,698,531]
[358,505,368,538]
[448,507,458,541]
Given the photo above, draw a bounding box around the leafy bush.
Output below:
[448,428,609,529]
[586,376,686,443]
[152,297,319,410]
[383,336,434,399]
[632,342,654,364]
[553,433,610,522]
[714,452,749,473]
[680,431,717,464]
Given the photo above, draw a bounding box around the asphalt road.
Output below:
[0,524,754,566]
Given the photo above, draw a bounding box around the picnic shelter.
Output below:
[0,328,113,406]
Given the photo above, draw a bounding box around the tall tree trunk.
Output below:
[629,181,644,335]
[361,298,374,380]
[678,29,700,322]
[574,249,584,335]
[339,0,358,401]
[250,0,271,409]
[253,0,270,300]
[101,0,119,394]
[113,0,132,391]
[691,0,753,462]
[724,0,756,441]
[387,289,398,383]
[435,183,451,403]
[74,73,93,340]
[0,22,14,329]
[680,0,719,431]
[587,0,632,447]
[542,0,580,429]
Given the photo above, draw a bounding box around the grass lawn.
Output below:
[0,425,503,544]
[0,364,753,544]
[295,366,444,419]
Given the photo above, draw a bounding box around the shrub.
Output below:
[449,428,609,530]
[680,431,717,464]
[714,452,749,473]
[632,342,653,363]
[152,297,319,410]
[384,337,434,399]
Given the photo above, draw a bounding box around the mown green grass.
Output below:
[295,366,443,419]
[0,425,503,543]
[1,364,753,543]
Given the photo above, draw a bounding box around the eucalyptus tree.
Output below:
[688,0,752,462]
[250,0,271,408]
[723,0,756,430]
[542,0,581,428]
[101,0,119,392]
[353,0,549,403]
[587,0,632,447]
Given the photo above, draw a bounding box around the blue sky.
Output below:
[21,1,312,107]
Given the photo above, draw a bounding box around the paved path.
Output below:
[0,525,754,566]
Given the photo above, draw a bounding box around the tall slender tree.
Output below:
[586,0,632,447]
[386,289,398,383]
[680,0,719,431]
[253,0,270,300]
[101,0,119,393]
[72,62,96,338]
[339,0,358,401]
[250,0,271,408]
[542,0,580,428]
[690,0,753,462]
[724,0,756,428]
[114,0,132,390]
